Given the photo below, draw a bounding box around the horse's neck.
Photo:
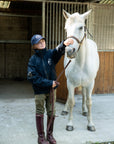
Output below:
[76,39,87,68]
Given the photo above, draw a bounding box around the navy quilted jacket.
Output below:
[27,41,66,94]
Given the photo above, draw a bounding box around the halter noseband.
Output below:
[67,26,86,52]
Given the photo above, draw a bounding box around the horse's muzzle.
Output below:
[67,48,76,59]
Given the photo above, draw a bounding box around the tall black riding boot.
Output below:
[36,114,49,144]
[47,116,56,144]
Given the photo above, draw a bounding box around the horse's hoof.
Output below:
[61,111,68,115]
[66,125,74,131]
[82,112,88,116]
[87,126,96,132]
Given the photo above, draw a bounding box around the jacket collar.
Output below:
[34,48,46,57]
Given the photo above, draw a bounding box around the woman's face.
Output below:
[33,39,46,50]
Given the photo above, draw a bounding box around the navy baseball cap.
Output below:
[31,34,46,46]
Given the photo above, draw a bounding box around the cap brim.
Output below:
[35,37,46,45]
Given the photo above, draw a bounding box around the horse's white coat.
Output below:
[63,9,99,131]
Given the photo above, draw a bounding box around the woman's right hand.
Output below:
[64,38,74,46]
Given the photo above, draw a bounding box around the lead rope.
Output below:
[47,59,71,133]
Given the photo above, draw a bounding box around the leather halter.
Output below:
[67,26,86,52]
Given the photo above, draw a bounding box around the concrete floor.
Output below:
[0,79,114,144]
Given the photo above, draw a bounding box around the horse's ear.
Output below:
[63,9,71,19]
[81,9,92,20]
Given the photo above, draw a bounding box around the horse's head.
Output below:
[63,9,92,59]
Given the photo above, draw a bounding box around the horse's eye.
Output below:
[79,26,83,30]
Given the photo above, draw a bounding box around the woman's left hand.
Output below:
[64,38,74,46]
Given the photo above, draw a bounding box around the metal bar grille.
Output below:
[44,1,114,51]
[88,3,114,51]
[45,1,88,50]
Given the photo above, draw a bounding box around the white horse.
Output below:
[61,9,99,131]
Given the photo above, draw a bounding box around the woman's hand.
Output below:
[64,38,74,46]
[52,81,60,88]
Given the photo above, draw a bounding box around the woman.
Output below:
[27,34,73,144]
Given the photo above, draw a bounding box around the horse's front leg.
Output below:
[82,87,88,116]
[66,83,75,131]
[86,81,96,131]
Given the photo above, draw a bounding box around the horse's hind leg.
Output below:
[82,87,88,116]
[86,80,96,131]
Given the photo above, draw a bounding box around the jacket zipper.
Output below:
[42,58,49,79]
